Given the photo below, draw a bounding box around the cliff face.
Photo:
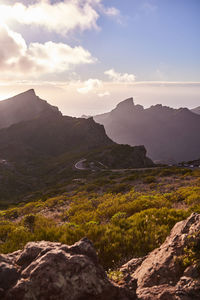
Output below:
[94,98,200,163]
[1,213,200,299]
[0,89,61,129]
[0,115,113,160]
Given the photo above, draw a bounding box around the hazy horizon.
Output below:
[0,82,200,117]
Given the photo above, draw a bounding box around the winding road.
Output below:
[74,159,88,170]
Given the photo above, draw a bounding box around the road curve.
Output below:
[74,159,88,170]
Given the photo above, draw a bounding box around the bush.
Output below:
[143,176,156,184]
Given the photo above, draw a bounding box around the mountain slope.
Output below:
[0,91,154,204]
[191,106,200,115]
[0,89,61,129]
[93,98,200,163]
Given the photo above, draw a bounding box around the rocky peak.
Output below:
[0,89,61,129]
[19,89,36,97]
[116,97,134,110]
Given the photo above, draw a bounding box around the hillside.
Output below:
[0,91,154,205]
[0,166,200,299]
[93,98,200,163]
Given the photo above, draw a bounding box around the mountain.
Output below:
[93,98,200,163]
[191,106,200,115]
[0,90,154,204]
[0,89,61,129]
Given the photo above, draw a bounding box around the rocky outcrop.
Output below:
[121,212,200,299]
[1,214,200,299]
[0,238,135,300]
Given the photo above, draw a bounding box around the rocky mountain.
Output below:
[1,213,200,299]
[0,90,154,204]
[191,106,200,115]
[0,89,61,129]
[0,91,154,165]
[0,111,113,161]
[93,98,200,163]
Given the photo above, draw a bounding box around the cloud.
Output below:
[0,0,99,35]
[141,2,157,14]
[98,91,110,97]
[0,24,95,78]
[0,0,121,35]
[102,6,120,17]
[104,69,136,83]
[77,78,102,94]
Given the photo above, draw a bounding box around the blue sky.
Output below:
[0,0,199,115]
[80,0,200,81]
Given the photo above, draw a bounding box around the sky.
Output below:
[0,0,199,116]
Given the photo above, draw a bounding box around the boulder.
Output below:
[1,238,135,300]
[124,212,200,299]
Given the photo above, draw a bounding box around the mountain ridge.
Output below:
[93,98,200,163]
[0,90,154,204]
[0,89,61,129]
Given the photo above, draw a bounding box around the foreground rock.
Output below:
[1,213,200,299]
[0,238,135,300]
[121,212,200,299]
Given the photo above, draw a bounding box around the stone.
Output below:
[127,213,200,299]
[1,239,136,300]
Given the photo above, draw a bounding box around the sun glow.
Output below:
[0,93,13,101]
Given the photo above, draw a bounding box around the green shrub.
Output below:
[143,176,156,184]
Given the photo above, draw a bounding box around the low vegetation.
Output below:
[0,167,199,269]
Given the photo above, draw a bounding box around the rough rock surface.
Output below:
[121,212,200,299]
[0,238,135,300]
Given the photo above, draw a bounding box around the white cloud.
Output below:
[0,24,95,78]
[0,0,121,36]
[0,0,99,35]
[77,78,102,94]
[98,91,110,97]
[103,7,120,17]
[104,69,136,83]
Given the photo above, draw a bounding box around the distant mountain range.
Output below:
[0,90,153,204]
[93,98,200,163]
[191,106,200,115]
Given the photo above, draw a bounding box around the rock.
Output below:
[126,213,200,299]
[0,255,20,293]
[1,238,136,300]
[120,257,147,275]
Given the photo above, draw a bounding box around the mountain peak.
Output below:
[0,89,61,129]
[15,89,36,99]
[25,89,36,96]
[116,97,134,109]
